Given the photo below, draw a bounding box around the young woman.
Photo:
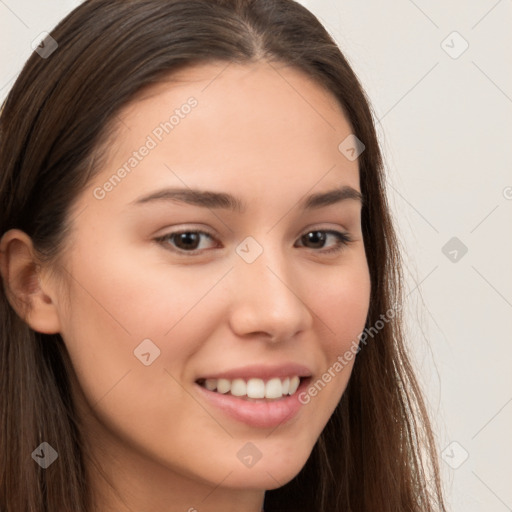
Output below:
[0,0,446,510]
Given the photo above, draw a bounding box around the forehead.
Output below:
[127,60,347,120]
[84,60,360,213]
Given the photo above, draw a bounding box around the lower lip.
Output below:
[195,378,311,429]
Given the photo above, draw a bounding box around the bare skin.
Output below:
[0,60,371,512]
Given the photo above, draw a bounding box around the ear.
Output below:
[0,229,61,334]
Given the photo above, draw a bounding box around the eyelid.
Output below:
[154,224,355,256]
[154,228,218,253]
[295,229,353,256]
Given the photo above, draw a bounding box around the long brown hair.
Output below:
[0,0,446,510]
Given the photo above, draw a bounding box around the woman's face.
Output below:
[52,61,371,505]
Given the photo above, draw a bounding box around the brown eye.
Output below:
[297,230,352,254]
[155,230,217,254]
[155,228,352,257]
[173,232,202,250]
[301,231,327,249]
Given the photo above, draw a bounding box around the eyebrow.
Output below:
[131,185,363,213]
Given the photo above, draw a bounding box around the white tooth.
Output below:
[288,376,300,395]
[265,378,283,399]
[281,377,290,395]
[230,378,247,397]
[216,378,231,394]
[204,379,217,391]
[247,378,265,399]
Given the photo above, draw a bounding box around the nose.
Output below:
[228,246,314,343]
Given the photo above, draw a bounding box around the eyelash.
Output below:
[154,228,353,256]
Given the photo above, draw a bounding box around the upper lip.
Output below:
[196,363,313,381]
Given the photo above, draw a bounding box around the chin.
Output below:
[216,445,312,490]
[222,466,304,491]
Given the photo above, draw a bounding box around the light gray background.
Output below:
[1,1,511,510]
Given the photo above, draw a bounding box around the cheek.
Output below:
[56,250,231,468]
[57,240,236,427]
[61,235,223,340]
[331,271,370,347]
[300,257,370,410]
[314,257,371,349]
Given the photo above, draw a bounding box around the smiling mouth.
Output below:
[195,376,307,401]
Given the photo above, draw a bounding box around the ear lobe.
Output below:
[0,229,61,334]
